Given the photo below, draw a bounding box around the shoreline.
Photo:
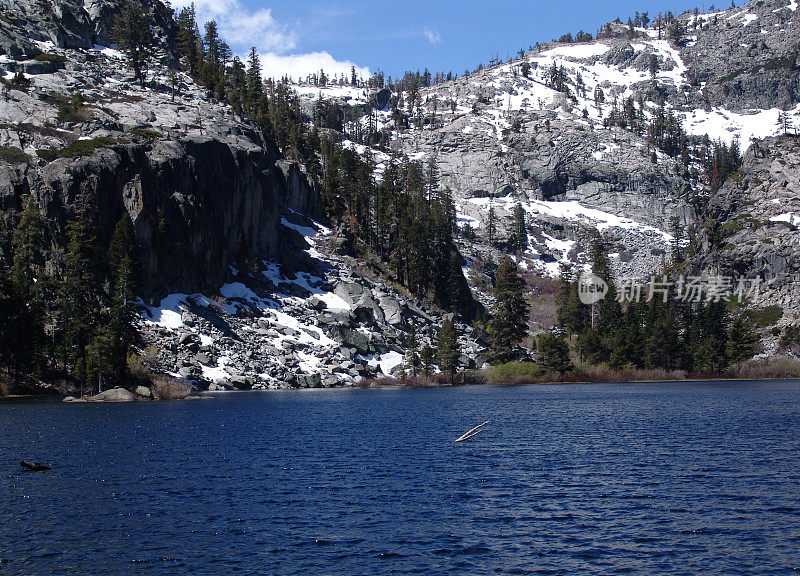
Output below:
[3,375,800,404]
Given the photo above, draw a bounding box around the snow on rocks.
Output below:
[139,213,486,390]
[770,212,800,226]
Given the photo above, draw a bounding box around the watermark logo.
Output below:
[578,273,608,305]
[575,273,763,305]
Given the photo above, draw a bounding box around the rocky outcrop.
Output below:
[276,160,322,220]
[89,387,136,401]
[694,135,800,322]
[678,0,800,111]
[139,216,489,389]
[0,0,177,58]
[21,137,315,301]
[0,0,319,303]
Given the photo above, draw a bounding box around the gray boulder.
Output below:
[89,387,136,402]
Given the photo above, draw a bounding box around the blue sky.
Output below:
[172,0,707,80]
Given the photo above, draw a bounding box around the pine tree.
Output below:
[202,20,223,94]
[59,211,104,390]
[0,270,18,381]
[649,55,660,79]
[608,300,644,369]
[687,300,730,373]
[537,332,573,375]
[245,47,263,110]
[112,1,154,85]
[669,215,685,263]
[727,315,757,364]
[445,253,470,314]
[778,111,793,136]
[436,319,459,383]
[594,85,605,112]
[405,324,420,377]
[590,235,620,333]
[509,203,527,252]
[426,155,439,202]
[487,257,529,364]
[103,214,140,386]
[667,19,685,44]
[644,300,684,370]
[176,3,201,75]
[486,203,496,245]
[8,198,47,380]
[420,343,435,377]
[556,264,589,337]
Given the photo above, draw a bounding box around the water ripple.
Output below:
[1,380,800,575]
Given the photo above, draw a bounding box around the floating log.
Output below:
[455,421,489,443]
[20,460,51,471]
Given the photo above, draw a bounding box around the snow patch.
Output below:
[201,355,231,382]
[92,44,125,59]
[770,212,800,226]
[741,13,758,25]
[377,351,404,376]
[143,294,190,329]
[680,105,800,150]
[356,351,404,376]
[540,43,610,59]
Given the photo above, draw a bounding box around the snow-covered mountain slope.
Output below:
[295,0,799,285]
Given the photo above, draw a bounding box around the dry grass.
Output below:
[723,357,800,380]
[208,294,230,314]
[359,375,437,387]
[152,377,192,400]
[571,365,688,383]
[483,357,800,385]
[485,361,688,385]
[361,370,486,388]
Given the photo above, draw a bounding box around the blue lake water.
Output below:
[1,381,800,575]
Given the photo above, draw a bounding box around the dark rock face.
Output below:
[0,0,176,57]
[275,160,321,220]
[23,137,317,302]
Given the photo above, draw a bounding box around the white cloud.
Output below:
[172,0,296,52]
[171,0,370,82]
[424,28,442,44]
[258,51,370,82]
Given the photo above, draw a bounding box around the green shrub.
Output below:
[130,126,163,140]
[33,53,67,64]
[0,145,29,164]
[127,352,153,384]
[56,94,89,123]
[780,325,800,349]
[759,55,796,72]
[0,72,31,92]
[37,136,122,161]
[743,305,783,328]
[7,122,63,138]
[719,220,744,238]
[485,362,543,384]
